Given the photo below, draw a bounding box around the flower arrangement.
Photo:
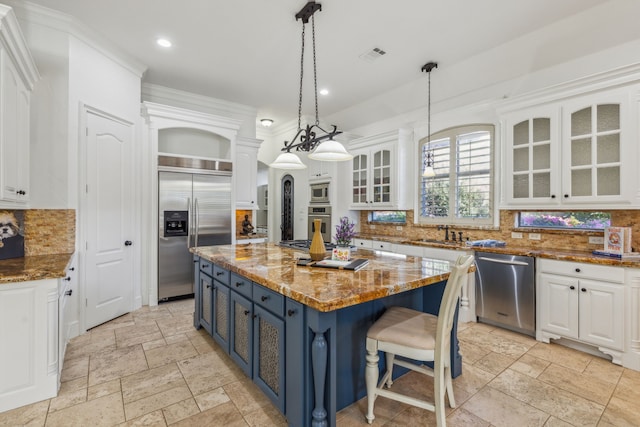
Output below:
[334,216,356,246]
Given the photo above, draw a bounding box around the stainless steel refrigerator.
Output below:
[158,156,232,301]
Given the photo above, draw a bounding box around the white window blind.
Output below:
[419,125,494,225]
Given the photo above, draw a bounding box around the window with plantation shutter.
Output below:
[419,124,494,225]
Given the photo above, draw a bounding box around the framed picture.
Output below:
[0,210,25,260]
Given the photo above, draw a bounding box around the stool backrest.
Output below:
[435,255,474,359]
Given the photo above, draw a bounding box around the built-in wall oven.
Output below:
[310,182,330,204]
[308,206,331,242]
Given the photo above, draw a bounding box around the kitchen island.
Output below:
[192,243,468,427]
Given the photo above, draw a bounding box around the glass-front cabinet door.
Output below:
[565,103,621,200]
[351,153,367,205]
[504,106,560,206]
[372,149,391,203]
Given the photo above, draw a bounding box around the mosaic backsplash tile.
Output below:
[359,210,640,253]
[23,209,75,256]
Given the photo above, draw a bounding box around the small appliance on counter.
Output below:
[0,210,24,260]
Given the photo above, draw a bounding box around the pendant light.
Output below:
[421,61,438,178]
[270,1,352,169]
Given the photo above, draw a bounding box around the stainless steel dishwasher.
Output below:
[475,252,535,336]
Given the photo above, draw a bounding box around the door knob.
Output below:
[124,241,133,246]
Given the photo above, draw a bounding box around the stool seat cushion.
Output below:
[367,306,438,351]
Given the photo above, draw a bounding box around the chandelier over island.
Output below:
[269,1,352,170]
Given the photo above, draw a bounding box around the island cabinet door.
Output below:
[212,280,230,352]
[230,291,253,376]
[253,304,285,413]
[198,273,213,335]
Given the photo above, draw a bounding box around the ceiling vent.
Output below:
[359,47,386,63]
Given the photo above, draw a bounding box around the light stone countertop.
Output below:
[192,243,458,312]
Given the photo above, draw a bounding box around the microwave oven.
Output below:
[310,182,330,204]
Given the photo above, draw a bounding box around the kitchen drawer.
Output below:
[230,273,253,298]
[213,264,230,285]
[538,258,624,283]
[253,283,284,317]
[199,259,213,278]
[371,241,392,251]
[353,239,373,249]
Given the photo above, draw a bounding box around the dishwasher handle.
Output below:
[477,256,530,267]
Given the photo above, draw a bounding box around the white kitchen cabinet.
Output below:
[235,137,262,209]
[0,279,59,412]
[347,129,413,210]
[0,6,39,207]
[503,105,560,205]
[58,256,78,380]
[538,259,624,361]
[501,84,638,208]
[307,158,336,181]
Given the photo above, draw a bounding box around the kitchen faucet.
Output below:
[437,225,449,241]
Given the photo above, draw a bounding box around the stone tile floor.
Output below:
[1,298,640,426]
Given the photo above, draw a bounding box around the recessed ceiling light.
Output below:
[260,118,274,127]
[156,38,172,48]
[319,88,329,96]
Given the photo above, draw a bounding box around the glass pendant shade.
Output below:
[269,152,307,169]
[422,165,436,178]
[308,139,353,161]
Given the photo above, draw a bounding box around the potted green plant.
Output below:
[332,216,356,261]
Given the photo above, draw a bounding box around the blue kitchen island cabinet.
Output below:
[192,243,464,427]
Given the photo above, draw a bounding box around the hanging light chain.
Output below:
[297,21,306,132]
[311,14,319,126]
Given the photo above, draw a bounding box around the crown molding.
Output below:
[142,83,257,121]
[5,0,146,78]
[496,62,640,113]
[141,101,243,135]
[0,4,40,89]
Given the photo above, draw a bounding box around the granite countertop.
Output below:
[0,253,75,284]
[192,243,458,312]
[236,233,268,240]
[356,233,640,267]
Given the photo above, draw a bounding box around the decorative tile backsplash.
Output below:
[359,210,640,252]
[23,209,75,256]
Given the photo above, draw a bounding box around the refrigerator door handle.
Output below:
[194,198,200,248]
[186,197,191,249]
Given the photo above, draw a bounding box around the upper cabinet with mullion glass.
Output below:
[502,83,638,209]
[347,129,413,210]
[561,89,630,205]
[504,106,560,206]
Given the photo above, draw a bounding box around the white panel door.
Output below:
[85,110,134,329]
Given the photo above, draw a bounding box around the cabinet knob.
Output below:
[570,285,575,290]
[206,284,211,289]
[564,194,569,198]
[551,194,556,199]
[124,240,133,246]
[216,271,224,276]
[70,267,75,271]
[235,282,243,287]
[575,268,581,273]
[65,289,73,296]
[261,295,269,302]
[64,276,71,281]
[287,309,297,317]
[244,310,250,316]
[581,288,587,292]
